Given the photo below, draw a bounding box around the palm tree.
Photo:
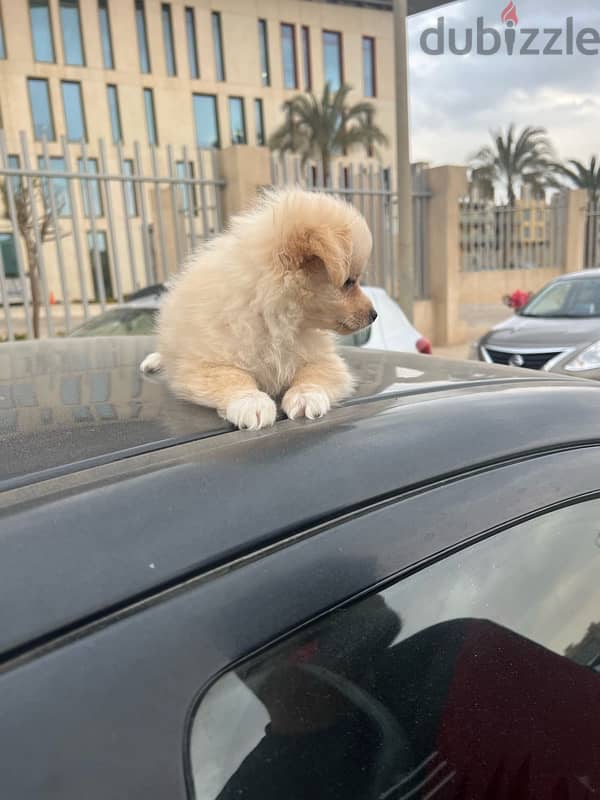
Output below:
[554,156,600,207]
[470,124,557,206]
[268,83,388,183]
[554,156,600,267]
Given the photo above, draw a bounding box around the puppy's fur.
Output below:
[141,188,375,430]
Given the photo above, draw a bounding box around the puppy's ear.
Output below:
[280,224,353,286]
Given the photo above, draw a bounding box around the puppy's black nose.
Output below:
[369,308,378,323]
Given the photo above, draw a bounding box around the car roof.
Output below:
[555,269,600,281]
[0,334,575,488]
[2,336,600,661]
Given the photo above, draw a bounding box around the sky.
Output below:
[406,0,600,167]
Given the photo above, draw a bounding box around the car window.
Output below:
[70,308,157,336]
[189,499,600,800]
[524,279,600,318]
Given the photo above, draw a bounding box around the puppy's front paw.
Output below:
[140,352,162,373]
[226,391,277,431]
[282,385,331,421]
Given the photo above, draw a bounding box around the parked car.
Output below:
[70,283,433,354]
[473,270,600,378]
[2,336,600,798]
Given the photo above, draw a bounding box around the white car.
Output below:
[339,286,432,354]
[70,283,432,355]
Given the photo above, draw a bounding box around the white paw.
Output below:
[225,391,277,431]
[140,352,162,373]
[282,386,331,421]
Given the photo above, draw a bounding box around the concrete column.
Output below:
[425,165,468,347]
[217,145,272,222]
[393,0,414,321]
[563,188,588,273]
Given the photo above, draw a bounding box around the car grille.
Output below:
[484,348,562,370]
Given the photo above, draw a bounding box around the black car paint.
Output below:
[2,336,600,798]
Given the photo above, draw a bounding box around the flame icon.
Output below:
[501,1,519,26]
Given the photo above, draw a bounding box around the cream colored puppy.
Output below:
[141,188,376,430]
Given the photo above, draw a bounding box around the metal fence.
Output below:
[270,155,431,300]
[584,204,600,269]
[459,195,567,272]
[0,130,223,341]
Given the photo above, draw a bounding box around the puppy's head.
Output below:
[273,190,376,334]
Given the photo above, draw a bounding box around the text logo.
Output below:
[420,4,600,56]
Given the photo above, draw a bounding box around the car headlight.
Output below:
[564,341,600,372]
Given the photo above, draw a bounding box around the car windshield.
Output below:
[521,279,600,319]
[70,308,157,337]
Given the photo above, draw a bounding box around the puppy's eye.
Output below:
[343,278,357,290]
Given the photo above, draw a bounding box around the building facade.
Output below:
[0,0,396,311]
[0,0,395,159]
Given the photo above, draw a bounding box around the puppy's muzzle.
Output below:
[368,308,378,324]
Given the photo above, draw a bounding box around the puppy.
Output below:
[141,188,376,430]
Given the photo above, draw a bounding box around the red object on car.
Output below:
[416,337,432,355]
[503,290,531,310]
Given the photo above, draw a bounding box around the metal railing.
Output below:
[459,196,566,272]
[270,155,431,300]
[0,130,224,340]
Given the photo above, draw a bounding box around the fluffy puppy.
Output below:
[141,188,376,430]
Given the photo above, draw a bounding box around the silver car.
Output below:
[475,270,600,379]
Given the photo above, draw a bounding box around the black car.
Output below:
[1,337,600,799]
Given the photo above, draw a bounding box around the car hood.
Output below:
[484,315,600,349]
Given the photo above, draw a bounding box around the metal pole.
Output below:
[393,0,414,320]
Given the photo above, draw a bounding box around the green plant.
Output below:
[268,83,388,182]
[470,124,557,206]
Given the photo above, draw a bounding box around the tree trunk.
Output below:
[321,150,331,187]
[25,237,41,339]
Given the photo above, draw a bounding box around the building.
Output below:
[0,0,396,307]
[0,1,395,159]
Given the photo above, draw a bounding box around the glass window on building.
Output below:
[228,97,246,145]
[161,3,176,76]
[37,155,72,217]
[362,36,375,97]
[6,154,21,193]
[0,234,19,278]
[254,98,265,146]
[107,84,122,143]
[212,11,225,81]
[60,1,85,66]
[78,158,103,218]
[258,19,270,87]
[98,0,114,69]
[193,94,220,148]
[135,0,151,74]
[323,30,343,91]
[281,24,297,90]
[143,87,158,145]
[0,11,6,59]
[29,1,55,63]
[122,158,138,217]
[185,7,199,79]
[28,78,55,141]
[61,81,87,142]
[87,231,114,301]
[301,26,311,91]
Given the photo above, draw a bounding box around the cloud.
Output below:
[407,0,600,165]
